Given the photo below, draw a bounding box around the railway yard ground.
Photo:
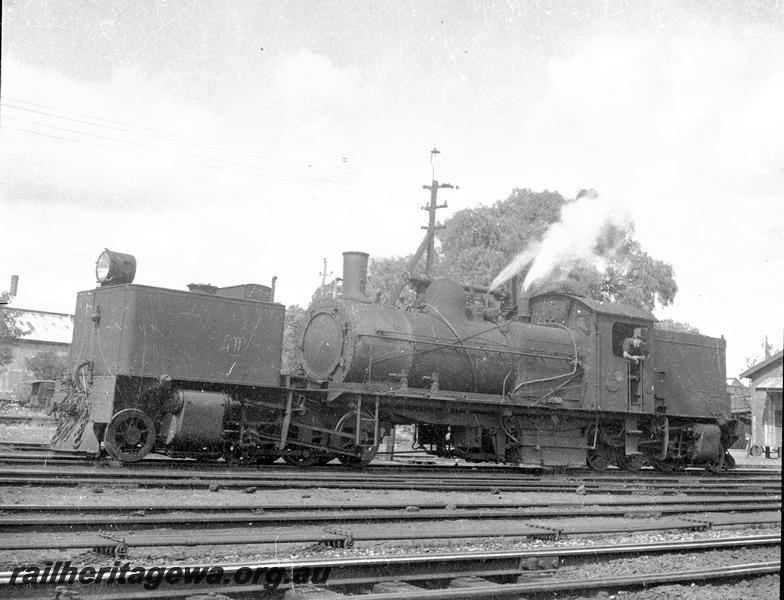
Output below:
[0,407,780,600]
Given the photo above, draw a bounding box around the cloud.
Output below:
[522,30,784,199]
[272,50,362,110]
[0,59,225,210]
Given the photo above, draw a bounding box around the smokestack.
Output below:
[342,251,369,301]
[9,275,18,297]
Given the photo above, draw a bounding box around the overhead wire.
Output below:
[0,100,420,195]
[0,96,420,189]
[0,122,374,192]
[0,96,353,174]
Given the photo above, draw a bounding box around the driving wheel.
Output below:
[333,411,379,467]
[104,408,156,463]
[617,453,645,471]
[586,449,609,471]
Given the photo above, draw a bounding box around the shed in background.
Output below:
[740,350,783,458]
[0,308,73,402]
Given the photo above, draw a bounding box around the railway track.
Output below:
[2,443,781,477]
[1,497,780,531]
[0,504,779,553]
[0,464,779,495]
[1,535,779,599]
[3,492,777,514]
[0,414,53,426]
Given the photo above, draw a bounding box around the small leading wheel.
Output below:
[282,426,325,467]
[104,408,156,463]
[586,449,609,471]
[617,453,645,471]
[333,411,379,468]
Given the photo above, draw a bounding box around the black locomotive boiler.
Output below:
[49,249,740,471]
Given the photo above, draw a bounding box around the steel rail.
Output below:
[0,414,53,423]
[3,493,777,514]
[1,464,780,487]
[1,443,780,469]
[351,562,782,599]
[0,474,777,495]
[0,512,779,552]
[0,452,779,481]
[0,536,779,598]
[2,501,780,532]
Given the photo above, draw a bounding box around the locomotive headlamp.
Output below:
[95,250,136,286]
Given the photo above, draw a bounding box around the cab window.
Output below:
[612,322,648,356]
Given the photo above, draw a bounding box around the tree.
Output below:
[743,336,782,370]
[0,291,25,368]
[434,188,677,311]
[367,255,419,306]
[306,187,678,334]
[25,350,68,381]
[281,305,307,373]
[309,280,342,307]
[582,234,677,310]
[437,188,564,286]
[656,319,700,334]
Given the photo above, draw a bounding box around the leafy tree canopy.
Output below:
[281,304,306,373]
[656,319,700,334]
[25,350,68,381]
[743,335,782,370]
[369,188,678,312]
[0,291,26,368]
[437,188,564,285]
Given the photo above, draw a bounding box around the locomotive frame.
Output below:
[48,249,740,472]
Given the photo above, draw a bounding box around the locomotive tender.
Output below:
[49,249,739,471]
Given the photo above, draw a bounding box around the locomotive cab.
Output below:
[526,293,735,471]
[528,293,656,415]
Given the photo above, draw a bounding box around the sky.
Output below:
[1,0,782,377]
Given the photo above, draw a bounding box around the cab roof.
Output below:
[530,292,656,322]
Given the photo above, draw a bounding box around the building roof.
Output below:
[10,309,74,345]
[739,350,784,379]
[756,376,782,391]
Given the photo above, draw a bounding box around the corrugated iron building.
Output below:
[740,350,783,457]
[726,377,752,449]
[0,308,74,401]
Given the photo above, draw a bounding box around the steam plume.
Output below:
[489,190,632,292]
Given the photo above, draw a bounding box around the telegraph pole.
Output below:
[389,149,458,304]
[422,148,456,275]
[422,180,453,275]
[319,258,332,298]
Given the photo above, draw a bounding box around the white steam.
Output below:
[489,190,632,292]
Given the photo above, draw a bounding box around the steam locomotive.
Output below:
[49,249,740,471]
